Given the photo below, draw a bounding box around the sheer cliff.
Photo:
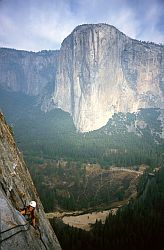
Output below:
[0,48,59,96]
[0,24,164,132]
[0,112,61,250]
[53,23,164,131]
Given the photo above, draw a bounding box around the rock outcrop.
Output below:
[53,24,164,131]
[0,112,61,249]
[0,48,59,96]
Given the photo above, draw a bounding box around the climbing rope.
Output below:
[36,225,48,250]
[0,222,29,235]
[0,222,48,249]
[0,222,30,243]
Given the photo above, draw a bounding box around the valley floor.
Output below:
[46,200,128,230]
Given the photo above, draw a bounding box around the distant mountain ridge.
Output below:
[0,23,164,132]
[0,48,59,96]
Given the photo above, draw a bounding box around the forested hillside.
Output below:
[50,167,164,250]
[0,89,163,211]
[1,89,163,168]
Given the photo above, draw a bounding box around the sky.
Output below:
[0,0,164,51]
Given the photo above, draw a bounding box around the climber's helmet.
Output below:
[29,200,36,208]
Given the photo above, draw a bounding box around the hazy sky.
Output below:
[0,0,164,51]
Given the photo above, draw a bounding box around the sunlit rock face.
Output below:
[0,112,61,250]
[0,48,59,96]
[0,24,164,132]
[53,23,164,132]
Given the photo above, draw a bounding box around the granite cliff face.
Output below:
[0,48,59,96]
[0,112,61,249]
[53,24,164,131]
[0,24,164,132]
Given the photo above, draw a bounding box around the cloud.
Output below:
[140,1,164,42]
[0,0,77,50]
[0,0,163,51]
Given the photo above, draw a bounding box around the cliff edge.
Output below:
[0,112,61,249]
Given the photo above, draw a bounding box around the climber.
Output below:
[20,200,36,228]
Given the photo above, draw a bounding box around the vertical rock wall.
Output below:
[0,112,61,250]
[53,24,164,131]
[0,48,59,96]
